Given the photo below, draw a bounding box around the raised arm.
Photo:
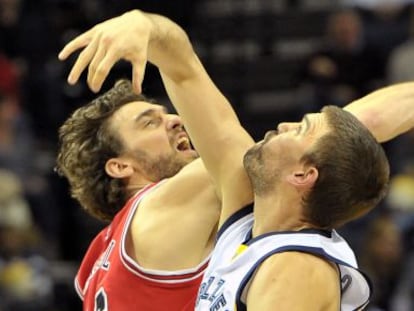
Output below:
[58,10,254,225]
[146,13,255,222]
[344,82,414,142]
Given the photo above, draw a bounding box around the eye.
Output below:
[144,117,161,128]
[145,119,155,127]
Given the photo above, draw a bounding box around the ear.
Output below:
[105,157,134,179]
[287,166,319,190]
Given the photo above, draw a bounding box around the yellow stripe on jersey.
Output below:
[232,244,248,260]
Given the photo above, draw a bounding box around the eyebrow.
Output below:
[134,105,168,123]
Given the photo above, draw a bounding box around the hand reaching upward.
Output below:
[58,10,151,94]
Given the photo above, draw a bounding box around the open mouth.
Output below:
[175,136,191,151]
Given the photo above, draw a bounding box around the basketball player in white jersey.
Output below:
[58,9,414,310]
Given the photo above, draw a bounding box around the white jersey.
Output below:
[195,206,371,311]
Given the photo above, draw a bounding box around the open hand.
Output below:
[58,10,151,93]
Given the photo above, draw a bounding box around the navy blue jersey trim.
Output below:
[245,229,332,246]
[236,301,247,311]
[297,228,331,237]
[217,204,254,241]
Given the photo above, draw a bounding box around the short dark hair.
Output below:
[301,106,390,229]
[56,79,154,221]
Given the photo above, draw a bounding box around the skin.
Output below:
[105,102,197,188]
[59,9,414,310]
[242,112,339,310]
[103,100,221,270]
[102,100,221,270]
[244,113,329,236]
[246,252,340,311]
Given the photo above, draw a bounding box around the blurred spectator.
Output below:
[387,5,414,83]
[0,92,33,181]
[386,173,414,250]
[387,38,414,83]
[0,91,59,256]
[341,0,414,10]
[389,250,414,311]
[383,174,414,311]
[360,212,405,311]
[0,169,53,311]
[0,53,19,98]
[385,128,414,177]
[0,0,22,58]
[300,9,384,109]
[384,15,414,180]
[342,0,413,68]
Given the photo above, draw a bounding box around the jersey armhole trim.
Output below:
[217,204,253,241]
[74,277,84,300]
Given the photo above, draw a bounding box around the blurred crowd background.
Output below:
[0,0,414,310]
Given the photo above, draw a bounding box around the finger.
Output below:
[89,50,119,93]
[87,40,108,92]
[131,59,147,94]
[67,36,99,85]
[58,29,93,61]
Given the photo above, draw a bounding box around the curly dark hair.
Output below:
[56,79,154,222]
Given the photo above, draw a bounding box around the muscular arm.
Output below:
[58,10,254,225]
[344,82,414,142]
[246,252,340,311]
[58,10,414,225]
[146,13,254,224]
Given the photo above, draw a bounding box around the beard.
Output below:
[133,148,198,181]
[244,143,281,196]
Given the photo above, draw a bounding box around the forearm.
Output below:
[145,12,199,83]
[145,12,253,178]
[344,82,414,142]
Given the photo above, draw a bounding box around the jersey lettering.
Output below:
[95,288,108,311]
[84,240,116,293]
[199,276,215,300]
[341,274,352,293]
[210,294,227,311]
[209,279,225,302]
[197,276,228,309]
[101,240,115,270]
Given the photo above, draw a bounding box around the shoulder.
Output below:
[156,159,215,197]
[131,158,220,228]
[246,251,340,311]
[254,251,339,287]
[272,250,337,269]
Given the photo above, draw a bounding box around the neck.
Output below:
[125,178,154,198]
[251,190,312,237]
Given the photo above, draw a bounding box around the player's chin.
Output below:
[186,149,199,159]
[178,148,199,161]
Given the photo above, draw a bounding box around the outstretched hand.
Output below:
[58,10,151,94]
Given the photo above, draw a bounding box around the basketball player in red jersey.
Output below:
[57,9,414,311]
[56,79,223,311]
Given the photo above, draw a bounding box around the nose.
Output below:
[277,122,289,133]
[277,122,298,133]
[166,114,183,131]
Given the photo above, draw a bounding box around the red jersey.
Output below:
[75,182,209,311]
